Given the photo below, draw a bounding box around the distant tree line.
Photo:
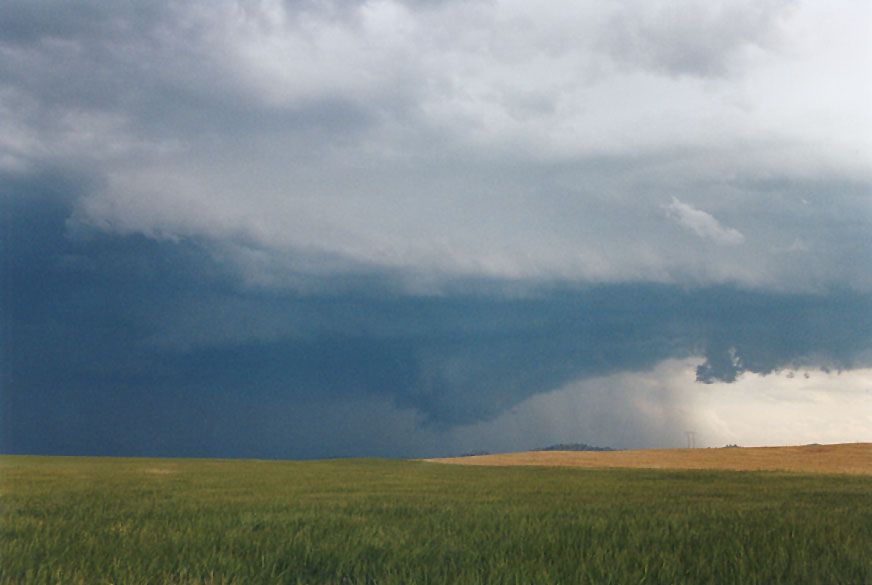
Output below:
[534,443,618,452]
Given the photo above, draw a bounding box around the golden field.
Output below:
[427,442,872,475]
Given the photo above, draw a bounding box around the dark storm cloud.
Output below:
[3,187,870,457]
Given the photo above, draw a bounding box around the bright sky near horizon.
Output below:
[2,0,870,458]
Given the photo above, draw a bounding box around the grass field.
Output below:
[427,442,872,475]
[2,456,871,584]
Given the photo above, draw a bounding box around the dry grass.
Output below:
[142,467,176,475]
[426,442,872,475]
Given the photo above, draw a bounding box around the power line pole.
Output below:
[685,430,696,449]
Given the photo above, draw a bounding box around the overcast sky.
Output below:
[2,0,871,458]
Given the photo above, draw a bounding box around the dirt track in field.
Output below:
[426,443,872,475]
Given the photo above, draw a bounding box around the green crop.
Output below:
[1,456,870,584]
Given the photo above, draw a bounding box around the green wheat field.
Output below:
[1,456,870,584]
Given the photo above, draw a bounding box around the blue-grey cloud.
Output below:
[3,185,870,457]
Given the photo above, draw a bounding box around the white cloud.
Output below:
[664,197,746,245]
[442,358,872,452]
[689,365,872,447]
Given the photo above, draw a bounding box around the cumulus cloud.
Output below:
[664,197,745,246]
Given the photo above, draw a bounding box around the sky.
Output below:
[1,0,871,458]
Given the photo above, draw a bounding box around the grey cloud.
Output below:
[696,347,743,383]
[2,0,870,295]
[599,0,795,77]
[0,1,171,44]
[448,368,696,453]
